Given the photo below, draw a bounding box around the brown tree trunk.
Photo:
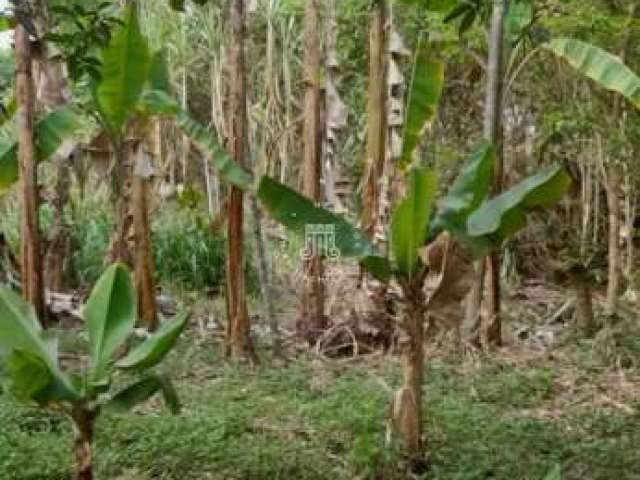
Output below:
[108,141,134,266]
[605,164,622,316]
[71,407,96,480]
[568,266,595,336]
[393,278,426,464]
[300,0,326,339]
[225,0,254,362]
[15,24,46,324]
[362,0,387,240]
[468,0,506,347]
[132,143,158,330]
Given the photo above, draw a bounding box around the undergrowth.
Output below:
[1,329,638,480]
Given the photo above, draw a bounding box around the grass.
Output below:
[1,328,639,480]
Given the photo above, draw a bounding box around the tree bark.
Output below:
[568,266,595,336]
[108,140,134,266]
[468,0,506,347]
[15,24,46,324]
[71,407,96,480]
[132,143,158,331]
[300,0,326,339]
[225,0,254,361]
[605,164,622,316]
[393,277,426,464]
[362,0,387,240]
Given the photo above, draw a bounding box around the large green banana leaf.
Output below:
[96,5,150,135]
[85,264,136,387]
[391,168,439,277]
[434,141,494,237]
[0,288,79,403]
[467,163,572,246]
[544,38,640,109]
[0,107,83,190]
[399,44,445,171]
[257,176,374,259]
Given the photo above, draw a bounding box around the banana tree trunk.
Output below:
[225,0,254,362]
[394,279,425,462]
[71,407,96,480]
[15,23,46,324]
[108,140,134,266]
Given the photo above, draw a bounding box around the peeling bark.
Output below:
[15,23,46,324]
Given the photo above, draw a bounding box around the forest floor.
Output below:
[1,282,640,480]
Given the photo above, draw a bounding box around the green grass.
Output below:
[1,332,639,480]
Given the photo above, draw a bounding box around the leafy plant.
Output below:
[0,264,187,480]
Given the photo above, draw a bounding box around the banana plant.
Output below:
[257,140,571,459]
[0,264,187,480]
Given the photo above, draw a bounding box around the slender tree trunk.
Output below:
[362,0,387,240]
[225,0,254,361]
[132,142,158,330]
[300,0,325,339]
[15,24,46,324]
[605,164,622,316]
[71,407,96,480]
[468,0,506,347]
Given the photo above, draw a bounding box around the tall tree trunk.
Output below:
[133,141,158,330]
[300,0,325,339]
[362,0,387,240]
[71,407,96,480]
[15,23,46,324]
[468,0,506,347]
[605,164,622,316]
[225,0,254,361]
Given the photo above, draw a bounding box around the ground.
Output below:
[1,299,639,480]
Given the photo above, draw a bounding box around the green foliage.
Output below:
[85,264,137,387]
[116,312,189,371]
[434,141,494,238]
[505,0,534,46]
[257,176,374,258]
[467,163,572,247]
[45,1,121,82]
[544,38,640,109]
[0,107,84,190]
[391,168,438,277]
[95,5,150,135]
[399,44,445,171]
[107,374,180,414]
[0,288,78,404]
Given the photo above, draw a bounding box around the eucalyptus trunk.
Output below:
[605,164,622,317]
[15,23,46,324]
[300,0,325,338]
[362,0,387,240]
[225,0,254,361]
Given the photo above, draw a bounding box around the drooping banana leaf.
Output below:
[257,176,374,259]
[0,107,84,190]
[467,163,572,246]
[391,168,439,277]
[139,89,253,190]
[544,38,640,109]
[399,43,445,171]
[96,5,150,135]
